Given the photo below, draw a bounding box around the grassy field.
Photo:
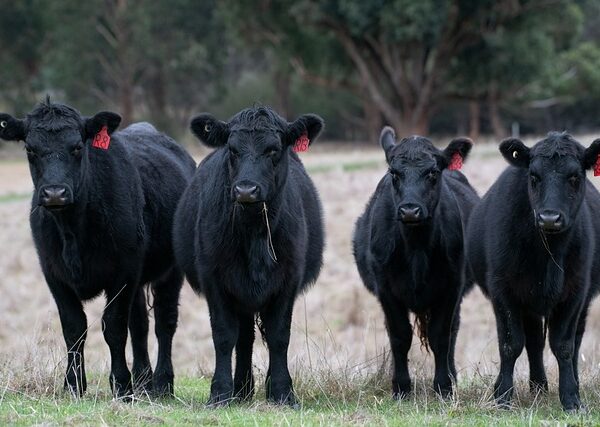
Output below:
[2,373,600,426]
[2,139,600,425]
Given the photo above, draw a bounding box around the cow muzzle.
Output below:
[233,182,261,204]
[39,185,73,210]
[536,209,564,233]
[398,203,425,225]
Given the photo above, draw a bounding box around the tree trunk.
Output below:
[469,99,480,141]
[488,83,505,139]
[274,68,291,118]
[148,63,168,131]
[361,90,382,143]
[114,0,134,125]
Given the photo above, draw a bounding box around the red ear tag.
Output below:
[92,125,110,150]
[293,132,310,153]
[448,152,463,171]
[594,154,600,177]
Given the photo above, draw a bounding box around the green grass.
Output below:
[2,374,600,426]
[0,192,29,204]
[306,159,384,175]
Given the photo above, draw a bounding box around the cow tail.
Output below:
[255,314,267,344]
[543,315,548,343]
[414,312,431,353]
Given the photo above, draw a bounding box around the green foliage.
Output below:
[0,0,599,138]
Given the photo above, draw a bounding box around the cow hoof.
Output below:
[392,391,410,401]
[64,381,85,398]
[565,404,587,414]
[267,390,297,407]
[234,386,254,402]
[495,398,513,410]
[562,396,582,413]
[434,380,453,398]
[111,381,133,401]
[207,392,234,408]
[132,368,153,394]
[152,372,174,398]
[529,379,548,395]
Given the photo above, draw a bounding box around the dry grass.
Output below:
[2,138,600,424]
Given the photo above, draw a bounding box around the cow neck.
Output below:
[49,206,85,282]
[229,184,286,237]
[397,217,435,249]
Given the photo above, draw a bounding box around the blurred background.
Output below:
[1,0,600,395]
[0,0,599,143]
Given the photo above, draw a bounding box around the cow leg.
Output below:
[549,298,585,411]
[572,303,589,392]
[261,295,296,406]
[129,287,152,393]
[103,282,134,399]
[233,313,255,401]
[50,281,88,397]
[152,267,184,397]
[491,293,525,407]
[379,296,412,399]
[206,289,239,406]
[427,290,461,397]
[522,312,548,394]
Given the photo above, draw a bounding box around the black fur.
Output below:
[467,132,600,411]
[174,106,325,406]
[0,99,196,398]
[353,127,479,399]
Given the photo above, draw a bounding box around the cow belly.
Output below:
[45,252,132,301]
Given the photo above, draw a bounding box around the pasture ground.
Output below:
[1,137,600,425]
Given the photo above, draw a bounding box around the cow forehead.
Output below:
[27,127,82,146]
[390,146,438,171]
[228,129,281,147]
[529,154,582,173]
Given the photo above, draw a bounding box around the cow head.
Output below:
[380,126,472,226]
[500,132,600,234]
[190,106,323,206]
[0,99,121,211]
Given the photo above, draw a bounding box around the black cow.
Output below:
[0,99,196,398]
[467,132,600,411]
[353,127,478,399]
[173,106,324,406]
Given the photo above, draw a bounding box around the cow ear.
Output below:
[85,111,121,140]
[286,114,324,147]
[440,137,473,170]
[190,113,229,148]
[379,126,396,162]
[500,138,530,168]
[583,138,600,170]
[0,113,26,141]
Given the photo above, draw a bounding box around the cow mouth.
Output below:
[538,226,564,235]
[234,200,264,207]
[43,203,72,212]
[400,218,425,226]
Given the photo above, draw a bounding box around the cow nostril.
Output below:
[539,213,561,224]
[537,211,563,230]
[399,205,422,221]
[234,185,259,202]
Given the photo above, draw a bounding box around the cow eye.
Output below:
[72,145,83,156]
[229,146,239,157]
[568,175,580,187]
[530,173,540,187]
[264,148,279,157]
[24,145,34,155]
[389,169,400,180]
[426,170,439,182]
